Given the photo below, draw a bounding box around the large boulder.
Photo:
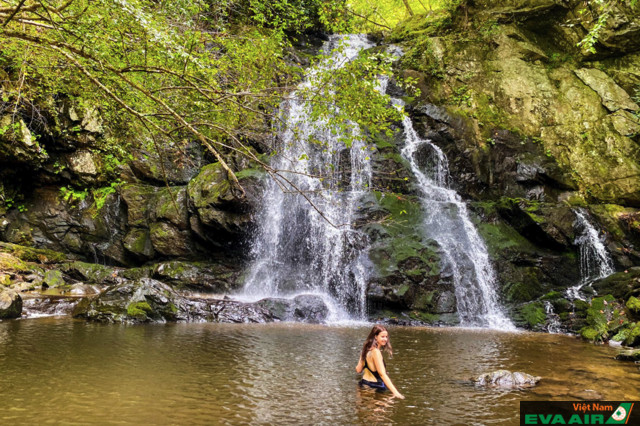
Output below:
[187,162,262,239]
[73,278,186,323]
[72,277,274,324]
[152,260,242,293]
[0,289,22,319]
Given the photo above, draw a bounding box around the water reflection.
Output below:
[0,319,638,424]
[355,386,399,424]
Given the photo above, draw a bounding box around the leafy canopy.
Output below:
[0,0,402,195]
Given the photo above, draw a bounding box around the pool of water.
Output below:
[0,318,638,424]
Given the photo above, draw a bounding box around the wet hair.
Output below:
[360,324,393,362]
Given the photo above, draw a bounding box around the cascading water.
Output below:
[241,35,374,321]
[391,95,514,330]
[543,301,563,334]
[567,208,615,300]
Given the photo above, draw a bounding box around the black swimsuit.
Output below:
[359,357,387,390]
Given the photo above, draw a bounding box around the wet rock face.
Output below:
[472,370,541,387]
[72,278,274,324]
[152,260,242,293]
[2,187,129,265]
[1,160,263,265]
[0,289,22,319]
[187,162,262,239]
[255,294,329,323]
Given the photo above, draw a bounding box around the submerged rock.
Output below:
[472,370,541,387]
[615,349,640,362]
[0,289,23,319]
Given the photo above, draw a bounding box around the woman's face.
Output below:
[375,330,389,348]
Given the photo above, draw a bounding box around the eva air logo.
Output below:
[606,403,633,424]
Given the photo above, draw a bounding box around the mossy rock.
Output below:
[61,261,117,285]
[126,301,153,320]
[474,219,540,257]
[502,277,544,304]
[625,296,640,317]
[73,278,184,323]
[0,274,11,286]
[615,349,640,361]
[149,222,194,257]
[151,187,189,229]
[152,260,240,293]
[0,242,67,263]
[123,228,155,259]
[0,289,22,319]
[43,269,66,289]
[580,326,604,342]
[120,184,157,227]
[612,322,640,346]
[120,266,154,281]
[579,295,621,342]
[0,252,30,272]
[592,268,640,300]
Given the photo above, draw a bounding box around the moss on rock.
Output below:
[43,269,66,289]
[126,300,153,320]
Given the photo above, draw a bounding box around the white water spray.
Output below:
[391,94,514,330]
[567,208,615,300]
[241,35,374,321]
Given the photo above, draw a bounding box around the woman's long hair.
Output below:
[360,325,393,362]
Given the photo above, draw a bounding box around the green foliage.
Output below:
[59,186,88,205]
[612,322,640,346]
[449,85,472,107]
[0,183,27,213]
[298,44,405,148]
[575,0,640,54]
[92,181,122,212]
[60,180,121,213]
[580,295,617,342]
[248,0,348,33]
[520,302,546,328]
[348,0,450,33]
[0,0,405,200]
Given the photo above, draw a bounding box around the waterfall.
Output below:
[241,35,513,328]
[391,95,514,330]
[567,208,615,299]
[543,301,563,334]
[241,35,374,321]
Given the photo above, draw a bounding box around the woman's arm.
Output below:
[372,349,405,399]
[355,357,364,373]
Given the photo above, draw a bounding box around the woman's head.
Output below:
[360,325,393,361]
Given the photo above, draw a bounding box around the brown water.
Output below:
[0,318,638,425]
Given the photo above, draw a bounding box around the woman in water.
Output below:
[355,325,404,399]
